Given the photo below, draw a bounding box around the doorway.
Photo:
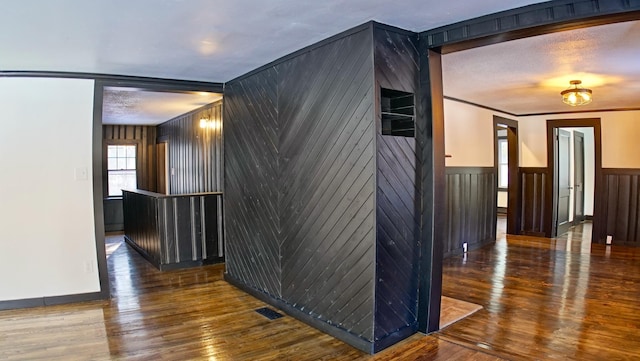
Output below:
[494,116,520,235]
[547,119,602,240]
[156,141,169,195]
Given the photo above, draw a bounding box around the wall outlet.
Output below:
[606,235,613,245]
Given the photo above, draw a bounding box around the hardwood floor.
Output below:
[439,220,640,360]
[0,235,501,361]
[1,223,638,360]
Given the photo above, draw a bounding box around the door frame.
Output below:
[573,131,585,225]
[554,128,573,236]
[494,116,520,235]
[546,118,602,240]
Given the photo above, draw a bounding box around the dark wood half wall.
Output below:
[122,190,224,270]
[519,167,550,237]
[444,167,496,258]
[599,168,640,246]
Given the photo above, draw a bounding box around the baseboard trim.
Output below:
[0,291,107,311]
[373,324,418,353]
[105,223,124,232]
[443,238,495,259]
[224,273,377,354]
[521,230,546,237]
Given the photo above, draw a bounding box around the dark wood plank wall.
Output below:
[224,25,379,352]
[158,194,223,266]
[599,168,640,246]
[103,125,157,232]
[444,167,496,258]
[122,190,162,265]
[372,26,421,349]
[103,198,123,232]
[123,190,224,270]
[103,125,157,192]
[277,28,377,345]
[224,67,282,298]
[157,101,223,194]
[519,167,549,237]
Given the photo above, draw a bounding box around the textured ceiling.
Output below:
[102,88,222,125]
[443,20,640,115]
[0,0,542,82]
[2,1,638,119]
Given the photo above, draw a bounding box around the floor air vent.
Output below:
[255,307,284,320]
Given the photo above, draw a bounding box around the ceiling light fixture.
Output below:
[561,80,592,106]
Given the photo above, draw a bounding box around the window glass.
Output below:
[498,138,509,188]
[107,144,137,196]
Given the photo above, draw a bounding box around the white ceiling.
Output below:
[1,0,542,82]
[2,1,638,119]
[443,20,640,115]
[102,88,222,125]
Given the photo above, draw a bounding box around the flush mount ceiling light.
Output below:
[561,80,593,106]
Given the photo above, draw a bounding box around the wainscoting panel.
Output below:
[444,167,496,257]
[600,169,640,246]
[103,198,123,232]
[123,190,223,270]
[519,167,549,237]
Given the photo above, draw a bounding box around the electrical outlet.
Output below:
[606,235,613,245]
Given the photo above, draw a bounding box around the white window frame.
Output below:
[498,137,508,189]
[107,144,137,196]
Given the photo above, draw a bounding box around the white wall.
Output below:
[444,99,499,167]
[0,77,99,301]
[583,130,595,214]
[560,128,595,218]
[497,191,508,208]
[518,111,640,216]
[517,110,640,168]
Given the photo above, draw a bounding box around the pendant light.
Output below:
[561,80,592,106]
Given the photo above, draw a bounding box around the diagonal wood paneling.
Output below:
[372,26,421,345]
[224,67,282,297]
[278,28,376,340]
[444,167,496,258]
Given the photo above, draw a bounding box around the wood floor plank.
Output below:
[4,221,635,360]
[438,221,640,361]
[0,235,500,361]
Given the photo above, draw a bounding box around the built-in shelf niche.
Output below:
[381,88,415,137]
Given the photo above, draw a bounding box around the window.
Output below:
[498,138,508,189]
[107,145,137,196]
